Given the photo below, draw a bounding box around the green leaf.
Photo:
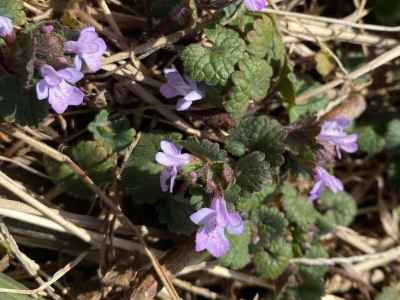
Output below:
[225,116,285,167]
[235,151,272,193]
[247,15,284,61]
[182,137,227,162]
[88,110,136,153]
[157,194,197,235]
[225,56,273,119]
[181,25,246,86]
[235,184,276,215]
[354,125,385,156]
[386,119,400,152]
[277,62,297,107]
[298,245,329,283]
[254,239,293,279]
[376,286,400,300]
[290,283,324,300]
[45,141,114,198]
[0,76,47,126]
[121,133,181,204]
[219,223,251,270]
[253,207,288,246]
[0,0,26,25]
[281,183,318,230]
[317,191,357,229]
[0,273,46,300]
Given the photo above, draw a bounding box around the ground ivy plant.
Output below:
[0,1,359,298]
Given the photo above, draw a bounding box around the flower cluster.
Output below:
[33,26,106,114]
[309,118,358,200]
[155,140,243,257]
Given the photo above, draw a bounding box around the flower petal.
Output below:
[190,208,215,225]
[160,83,180,99]
[82,54,102,73]
[64,41,80,53]
[155,152,182,167]
[206,226,230,258]
[194,227,209,252]
[184,90,203,102]
[40,65,61,87]
[74,55,82,71]
[58,68,83,84]
[176,98,192,111]
[160,140,181,156]
[160,168,171,192]
[226,212,244,235]
[36,80,49,100]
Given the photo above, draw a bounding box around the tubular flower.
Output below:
[64,27,107,73]
[0,16,15,43]
[190,196,244,258]
[36,65,84,114]
[155,140,191,193]
[309,166,343,201]
[244,0,266,11]
[160,68,203,111]
[318,118,358,159]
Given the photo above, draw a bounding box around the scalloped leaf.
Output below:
[121,132,181,204]
[317,190,357,230]
[182,137,227,162]
[44,141,114,198]
[0,76,47,126]
[254,239,293,279]
[355,125,385,156]
[225,56,273,119]
[181,25,246,86]
[88,110,136,153]
[219,223,251,270]
[225,116,285,167]
[0,273,46,300]
[0,0,26,25]
[281,183,318,229]
[247,15,284,61]
[253,207,288,246]
[298,245,329,283]
[235,151,272,193]
[235,184,276,216]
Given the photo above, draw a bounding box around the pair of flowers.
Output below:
[155,141,243,257]
[36,27,107,113]
[309,118,358,200]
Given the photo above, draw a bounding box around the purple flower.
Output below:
[190,196,244,258]
[155,140,191,193]
[36,65,84,114]
[244,0,266,11]
[318,118,358,159]
[64,27,107,73]
[160,68,203,111]
[309,166,343,201]
[0,16,15,43]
